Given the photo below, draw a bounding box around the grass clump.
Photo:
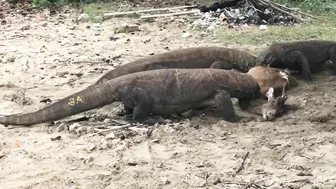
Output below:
[218,23,336,46]
[216,0,336,45]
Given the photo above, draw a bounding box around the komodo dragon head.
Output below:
[256,45,284,68]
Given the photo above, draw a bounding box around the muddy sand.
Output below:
[1,3,336,189]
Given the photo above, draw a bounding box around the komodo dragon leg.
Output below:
[213,90,240,122]
[116,106,133,116]
[238,97,253,111]
[285,50,312,82]
[210,60,234,70]
[119,86,153,122]
[324,45,336,76]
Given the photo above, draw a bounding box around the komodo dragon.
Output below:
[256,40,336,82]
[93,47,257,86]
[0,69,261,126]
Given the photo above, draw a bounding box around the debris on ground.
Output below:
[196,0,326,27]
[101,0,325,29]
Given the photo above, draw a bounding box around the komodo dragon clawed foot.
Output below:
[116,106,133,116]
[212,90,241,122]
[324,60,336,76]
[210,60,234,70]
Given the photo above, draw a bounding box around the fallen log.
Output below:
[140,10,200,19]
[103,5,197,19]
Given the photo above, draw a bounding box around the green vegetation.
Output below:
[216,0,336,45]
[274,0,336,13]
[218,23,336,45]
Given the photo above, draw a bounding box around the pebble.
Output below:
[103,118,110,123]
[207,174,221,185]
[5,56,15,63]
[86,127,95,134]
[100,138,109,150]
[107,161,121,172]
[86,144,96,152]
[6,125,14,129]
[57,123,66,132]
[50,136,62,141]
[106,132,116,140]
[67,25,76,30]
[182,31,192,38]
[259,25,268,30]
[157,163,164,168]
[69,165,78,170]
[69,123,81,133]
[126,158,138,166]
[77,14,89,23]
[76,126,87,135]
[83,156,94,164]
[0,151,5,159]
[172,123,183,131]
[160,177,171,185]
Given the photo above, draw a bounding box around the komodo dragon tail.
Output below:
[0,82,118,126]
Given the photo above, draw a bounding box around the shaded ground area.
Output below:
[1,2,336,189]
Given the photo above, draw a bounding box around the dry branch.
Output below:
[140,10,200,19]
[200,0,325,25]
[95,124,134,134]
[236,152,250,174]
[257,0,305,22]
[103,5,197,18]
[269,1,327,21]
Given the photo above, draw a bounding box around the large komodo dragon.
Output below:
[93,46,257,86]
[0,67,295,126]
[257,40,336,82]
[0,69,260,126]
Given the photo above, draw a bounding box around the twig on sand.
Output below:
[236,152,250,174]
[94,124,135,134]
